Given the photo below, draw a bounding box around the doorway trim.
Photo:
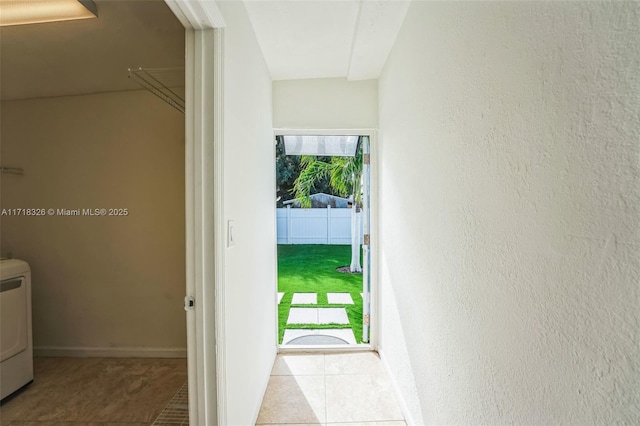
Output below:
[273,128,379,353]
[163,1,225,424]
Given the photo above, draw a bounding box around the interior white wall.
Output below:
[273,78,378,129]
[378,2,639,424]
[217,1,277,424]
[0,90,186,354]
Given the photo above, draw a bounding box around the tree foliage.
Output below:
[293,140,363,208]
[275,140,300,207]
[275,137,333,207]
[286,136,365,273]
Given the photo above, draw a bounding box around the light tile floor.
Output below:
[0,357,187,426]
[256,351,406,426]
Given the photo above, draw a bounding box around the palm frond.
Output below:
[292,140,364,208]
[292,156,332,207]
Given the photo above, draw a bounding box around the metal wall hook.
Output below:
[0,167,23,175]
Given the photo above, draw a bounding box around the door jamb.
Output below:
[272,128,379,352]
[163,1,226,424]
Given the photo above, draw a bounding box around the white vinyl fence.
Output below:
[277,206,363,244]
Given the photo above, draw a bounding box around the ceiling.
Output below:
[0,0,184,101]
[243,0,411,81]
[0,0,409,101]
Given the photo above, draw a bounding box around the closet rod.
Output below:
[128,67,185,114]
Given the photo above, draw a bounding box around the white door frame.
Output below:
[163,1,226,424]
[273,128,379,352]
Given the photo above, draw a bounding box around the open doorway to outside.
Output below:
[274,131,372,348]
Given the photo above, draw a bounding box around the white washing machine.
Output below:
[0,258,33,400]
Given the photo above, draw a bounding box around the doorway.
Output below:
[0,0,189,423]
[274,131,374,349]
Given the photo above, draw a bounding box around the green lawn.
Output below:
[278,244,363,344]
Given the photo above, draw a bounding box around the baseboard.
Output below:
[378,348,417,426]
[33,346,187,358]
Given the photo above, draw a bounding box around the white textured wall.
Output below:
[0,91,186,352]
[378,2,639,424]
[218,2,277,425]
[273,77,378,129]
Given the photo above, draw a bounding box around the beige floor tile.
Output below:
[256,424,323,426]
[324,351,385,375]
[325,374,404,423]
[6,423,150,426]
[0,357,186,424]
[328,422,406,426]
[256,375,326,424]
[271,354,325,376]
[258,351,406,426]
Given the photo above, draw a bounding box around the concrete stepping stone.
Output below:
[291,292,317,305]
[287,308,318,324]
[277,292,285,304]
[327,293,354,305]
[282,328,357,345]
[286,307,350,325]
[318,307,349,324]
